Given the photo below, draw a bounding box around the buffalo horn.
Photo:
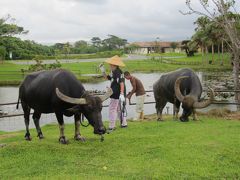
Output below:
[56,88,87,104]
[193,87,215,109]
[174,76,189,102]
[98,87,113,102]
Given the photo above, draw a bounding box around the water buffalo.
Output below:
[153,68,214,122]
[17,69,112,144]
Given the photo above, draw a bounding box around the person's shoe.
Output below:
[107,127,116,134]
[121,125,128,128]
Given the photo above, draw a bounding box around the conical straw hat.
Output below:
[105,55,125,67]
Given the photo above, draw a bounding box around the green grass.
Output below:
[0,53,232,85]
[0,117,239,179]
[149,53,231,64]
[148,52,186,57]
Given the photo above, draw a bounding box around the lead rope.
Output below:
[79,92,90,127]
[80,113,90,127]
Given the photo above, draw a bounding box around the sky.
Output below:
[0,0,212,44]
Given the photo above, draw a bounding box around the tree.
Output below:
[182,40,196,56]
[124,44,140,54]
[0,46,6,61]
[74,40,88,48]
[181,0,240,107]
[91,37,102,49]
[170,42,178,52]
[63,42,71,57]
[102,35,128,50]
[0,15,28,36]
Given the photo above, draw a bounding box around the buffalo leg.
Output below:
[55,112,68,144]
[192,109,198,121]
[22,102,31,141]
[33,111,44,139]
[155,99,167,121]
[74,114,86,142]
[173,99,180,120]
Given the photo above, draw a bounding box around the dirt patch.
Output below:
[133,109,240,121]
[196,108,240,120]
[0,133,20,140]
[0,143,7,148]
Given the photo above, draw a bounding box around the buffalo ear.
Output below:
[67,105,80,113]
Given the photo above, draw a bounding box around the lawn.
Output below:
[0,116,239,179]
[0,53,232,85]
[149,52,231,64]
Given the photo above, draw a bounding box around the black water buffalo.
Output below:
[153,68,214,122]
[17,69,112,144]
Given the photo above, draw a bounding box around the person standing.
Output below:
[99,55,127,131]
[124,71,145,120]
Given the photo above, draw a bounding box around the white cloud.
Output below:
[0,0,222,44]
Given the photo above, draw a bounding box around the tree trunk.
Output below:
[217,43,220,65]
[201,46,204,65]
[211,44,214,64]
[232,52,240,110]
[221,40,224,65]
[205,46,208,64]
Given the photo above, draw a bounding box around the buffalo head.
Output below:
[56,88,113,134]
[174,76,214,122]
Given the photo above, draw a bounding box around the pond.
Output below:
[0,72,236,132]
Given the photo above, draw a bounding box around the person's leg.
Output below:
[109,98,119,129]
[139,95,145,120]
[134,95,145,120]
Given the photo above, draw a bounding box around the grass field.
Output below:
[0,53,232,85]
[0,116,239,179]
[149,52,231,62]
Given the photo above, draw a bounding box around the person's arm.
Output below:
[99,63,110,80]
[127,79,136,99]
[120,82,124,94]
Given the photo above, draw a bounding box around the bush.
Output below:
[28,59,62,71]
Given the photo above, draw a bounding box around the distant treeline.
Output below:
[0,34,128,60]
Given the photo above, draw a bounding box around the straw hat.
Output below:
[105,55,125,67]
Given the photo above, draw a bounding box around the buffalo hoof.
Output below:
[74,134,86,142]
[37,133,44,139]
[157,118,164,122]
[59,136,68,144]
[25,133,32,141]
[180,117,189,122]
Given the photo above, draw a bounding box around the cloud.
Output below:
[0,0,204,44]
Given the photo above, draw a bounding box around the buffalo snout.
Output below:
[94,126,106,135]
[180,116,189,122]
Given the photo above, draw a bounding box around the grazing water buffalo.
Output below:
[153,68,214,122]
[17,69,112,144]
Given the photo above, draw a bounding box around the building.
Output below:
[130,41,182,54]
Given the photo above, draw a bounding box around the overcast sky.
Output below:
[0,0,210,44]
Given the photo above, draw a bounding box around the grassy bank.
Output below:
[0,53,232,86]
[0,116,239,179]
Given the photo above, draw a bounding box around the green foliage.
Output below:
[124,44,140,53]
[28,59,61,71]
[181,40,196,56]
[0,15,28,36]
[170,42,178,49]
[0,36,55,60]
[0,46,6,60]
[102,34,128,51]
[91,37,102,48]
[0,118,239,179]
